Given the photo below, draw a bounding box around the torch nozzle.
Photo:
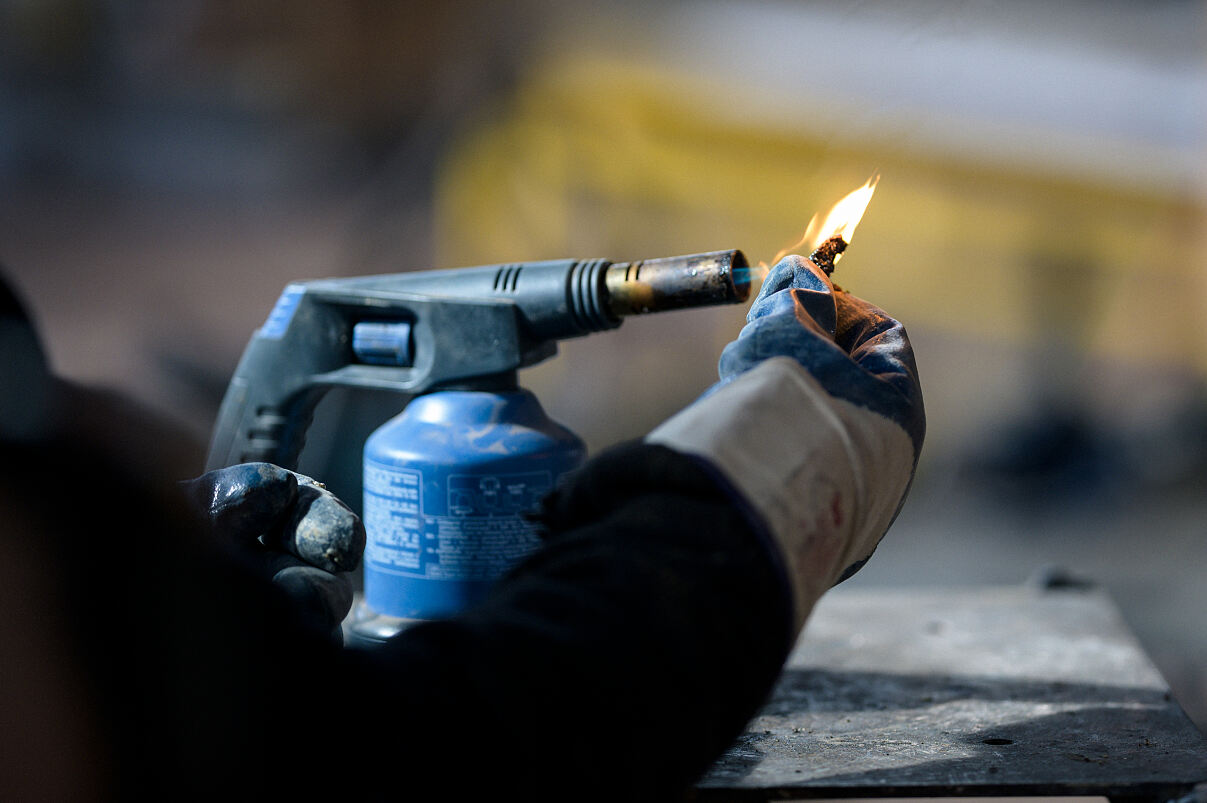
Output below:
[605,250,750,317]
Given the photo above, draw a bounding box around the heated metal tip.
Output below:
[809,235,848,276]
[605,250,750,316]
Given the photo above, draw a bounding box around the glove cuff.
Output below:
[646,358,914,632]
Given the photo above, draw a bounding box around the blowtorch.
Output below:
[205,250,750,643]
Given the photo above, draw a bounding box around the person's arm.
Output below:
[651,254,925,627]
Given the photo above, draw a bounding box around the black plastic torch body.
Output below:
[205,250,750,471]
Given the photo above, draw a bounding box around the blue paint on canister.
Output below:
[362,389,585,620]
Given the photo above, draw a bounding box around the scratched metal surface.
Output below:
[694,586,1207,800]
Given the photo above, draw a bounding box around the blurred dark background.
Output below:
[2,0,1205,729]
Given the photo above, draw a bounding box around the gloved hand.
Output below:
[180,463,366,645]
[647,254,924,632]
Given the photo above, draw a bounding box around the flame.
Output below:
[765,173,881,268]
[742,174,881,289]
[809,173,879,252]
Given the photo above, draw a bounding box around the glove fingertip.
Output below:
[191,462,299,540]
[287,487,366,573]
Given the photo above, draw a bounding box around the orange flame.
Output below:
[804,173,879,255]
[756,173,881,278]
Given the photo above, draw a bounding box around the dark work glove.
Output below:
[647,254,924,634]
[180,463,365,645]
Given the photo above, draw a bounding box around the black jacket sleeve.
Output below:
[7,426,793,801]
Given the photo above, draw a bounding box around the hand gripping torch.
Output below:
[206,250,751,643]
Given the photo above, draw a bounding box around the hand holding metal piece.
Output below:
[725,247,925,584]
[180,462,365,644]
[805,234,847,276]
[649,246,924,632]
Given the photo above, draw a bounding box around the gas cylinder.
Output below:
[347,388,585,644]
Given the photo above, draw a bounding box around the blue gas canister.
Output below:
[352,389,584,637]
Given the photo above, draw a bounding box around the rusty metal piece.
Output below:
[808,235,848,276]
[605,250,750,316]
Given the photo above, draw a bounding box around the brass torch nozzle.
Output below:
[604,250,751,317]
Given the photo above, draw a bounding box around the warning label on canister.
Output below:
[364,462,552,582]
[364,462,422,572]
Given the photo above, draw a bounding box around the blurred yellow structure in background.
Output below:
[433,43,1207,459]
[437,54,1205,359]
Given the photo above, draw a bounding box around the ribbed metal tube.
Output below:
[604,250,750,317]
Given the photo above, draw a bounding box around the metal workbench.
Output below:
[693,586,1207,801]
